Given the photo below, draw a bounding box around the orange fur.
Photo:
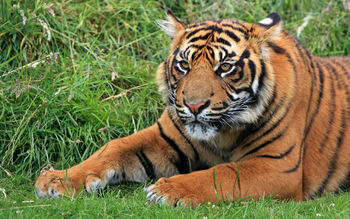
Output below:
[35,12,350,207]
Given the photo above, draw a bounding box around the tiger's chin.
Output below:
[184,122,219,141]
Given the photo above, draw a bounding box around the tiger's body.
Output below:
[35,12,350,206]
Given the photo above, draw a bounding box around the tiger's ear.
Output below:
[156,10,186,39]
[250,13,282,44]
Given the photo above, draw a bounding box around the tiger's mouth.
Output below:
[173,94,259,140]
[176,107,225,140]
[185,119,223,130]
[176,103,252,140]
[184,121,219,141]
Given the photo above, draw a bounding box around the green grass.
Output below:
[0,0,349,217]
[1,171,350,218]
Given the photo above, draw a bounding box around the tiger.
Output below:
[35,11,350,207]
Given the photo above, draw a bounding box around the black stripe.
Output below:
[318,63,336,152]
[238,129,286,160]
[216,37,231,46]
[267,42,286,54]
[186,27,209,39]
[338,166,350,192]
[186,25,224,40]
[226,51,237,58]
[329,60,341,89]
[232,68,243,82]
[225,165,241,193]
[183,46,191,59]
[188,32,212,43]
[240,49,250,59]
[175,108,186,115]
[167,108,199,162]
[188,44,206,50]
[225,80,237,92]
[220,46,228,60]
[283,145,302,173]
[164,58,176,105]
[219,51,224,61]
[175,102,182,108]
[258,60,266,90]
[163,58,169,82]
[187,22,208,29]
[163,58,170,89]
[206,46,215,60]
[333,59,350,78]
[272,40,297,78]
[173,47,180,57]
[191,50,199,62]
[223,30,240,42]
[212,25,224,34]
[170,48,180,82]
[243,99,292,147]
[223,21,249,32]
[222,23,248,33]
[179,51,185,59]
[136,150,155,179]
[257,143,296,159]
[157,121,190,173]
[248,60,256,88]
[302,59,324,145]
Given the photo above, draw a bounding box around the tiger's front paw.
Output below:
[144,175,212,207]
[35,164,83,198]
[35,164,68,198]
[35,164,109,198]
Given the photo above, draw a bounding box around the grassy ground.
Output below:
[1,171,350,218]
[1,0,349,218]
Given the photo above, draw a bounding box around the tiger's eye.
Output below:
[220,63,232,71]
[180,61,190,70]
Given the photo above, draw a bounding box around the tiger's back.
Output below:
[227,25,350,197]
[302,55,350,197]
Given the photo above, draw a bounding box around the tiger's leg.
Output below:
[35,110,196,198]
[145,157,303,207]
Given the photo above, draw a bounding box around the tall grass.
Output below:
[0,0,349,217]
[1,0,349,178]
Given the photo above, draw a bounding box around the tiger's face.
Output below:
[157,12,279,141]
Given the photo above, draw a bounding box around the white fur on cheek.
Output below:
[252,79,259,94]
[230,91,249,101]
[260,44,270,61]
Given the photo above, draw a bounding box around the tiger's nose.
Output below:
[184,99,210,115]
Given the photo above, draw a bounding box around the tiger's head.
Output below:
[157,11,281,141]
